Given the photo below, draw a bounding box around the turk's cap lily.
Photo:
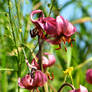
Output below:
[64,19,76,37]
[30,9,45,30]
[86,69,92,84]
[30,10,57,36]
[44,16,76,45]
[30,10,76,37]
[18,70,47,90]
[42,53,56,68]
[30,10,76,49]
[31,52,56,69]
[69,85,88,92]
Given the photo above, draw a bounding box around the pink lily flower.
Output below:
[18,70,47,90]
[86,69,92,84]
[31,52,56,69]
[44,16,76,50]
[42,52,56,68]
[69,85,88,92]
[30,10,76,50]
[30,10,57,36]
[56,16,76,36]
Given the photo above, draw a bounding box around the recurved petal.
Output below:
[18,78,25,88]
[30,10,45,29]
[42,56,49,65]
[64,20,76,37]
[44,53,56,66]
[56,16,66,36]
[30,10,44,23]
[44,17,57,36]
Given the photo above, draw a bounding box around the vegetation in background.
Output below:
[0,0,92,92]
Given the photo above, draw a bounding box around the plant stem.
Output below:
[38,36,47,92]
[0,68,16,71]
[48,0,55,16]
[8,0,16,45]
[75,57,92,70]
[15,0,23,41]
[8,1,21,92]
[58,83,75,92]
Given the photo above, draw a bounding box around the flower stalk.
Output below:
[38,36,49,92]
[38,36,43,71]
[15,0,23,41]
[38,36,46,92]
[48,0,55,16]
[8,0,22,92]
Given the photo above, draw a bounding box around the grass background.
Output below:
[0,0,92,92]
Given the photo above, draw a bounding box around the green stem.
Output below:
[8,0,16,45]
[0,68,16,71]
[70,75,74,86]
[48,0,55,16]
[64,75,67,83]
[75,57,92,70]
[8,1,21,92]
[15,0,23,41]
[15,0,24,91]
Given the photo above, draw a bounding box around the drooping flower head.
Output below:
[31,52,56,69]
[30,10,76,50]
[18,70,47,90]
[69,85,88,92]
[30,10,45,38]
[86,69,92,84]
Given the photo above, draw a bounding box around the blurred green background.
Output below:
[0,0,92,92]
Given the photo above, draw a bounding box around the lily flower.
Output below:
[30,10,45,38]
[30,10,76,50]
[44,16,76,50]
[42,52,56,68]
[18,70,47,90]
[31,52,56,69]
[86,69,92,84]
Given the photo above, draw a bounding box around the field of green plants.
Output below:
[0,0,92,92]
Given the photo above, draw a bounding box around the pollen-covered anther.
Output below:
[41,33,45,39]
[46,72,54,80]
[67,38,72,43]
[30,10,76,50]
[62,36,66,44]
[64,46,67,52]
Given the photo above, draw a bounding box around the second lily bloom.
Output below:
[31,52,56,69]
